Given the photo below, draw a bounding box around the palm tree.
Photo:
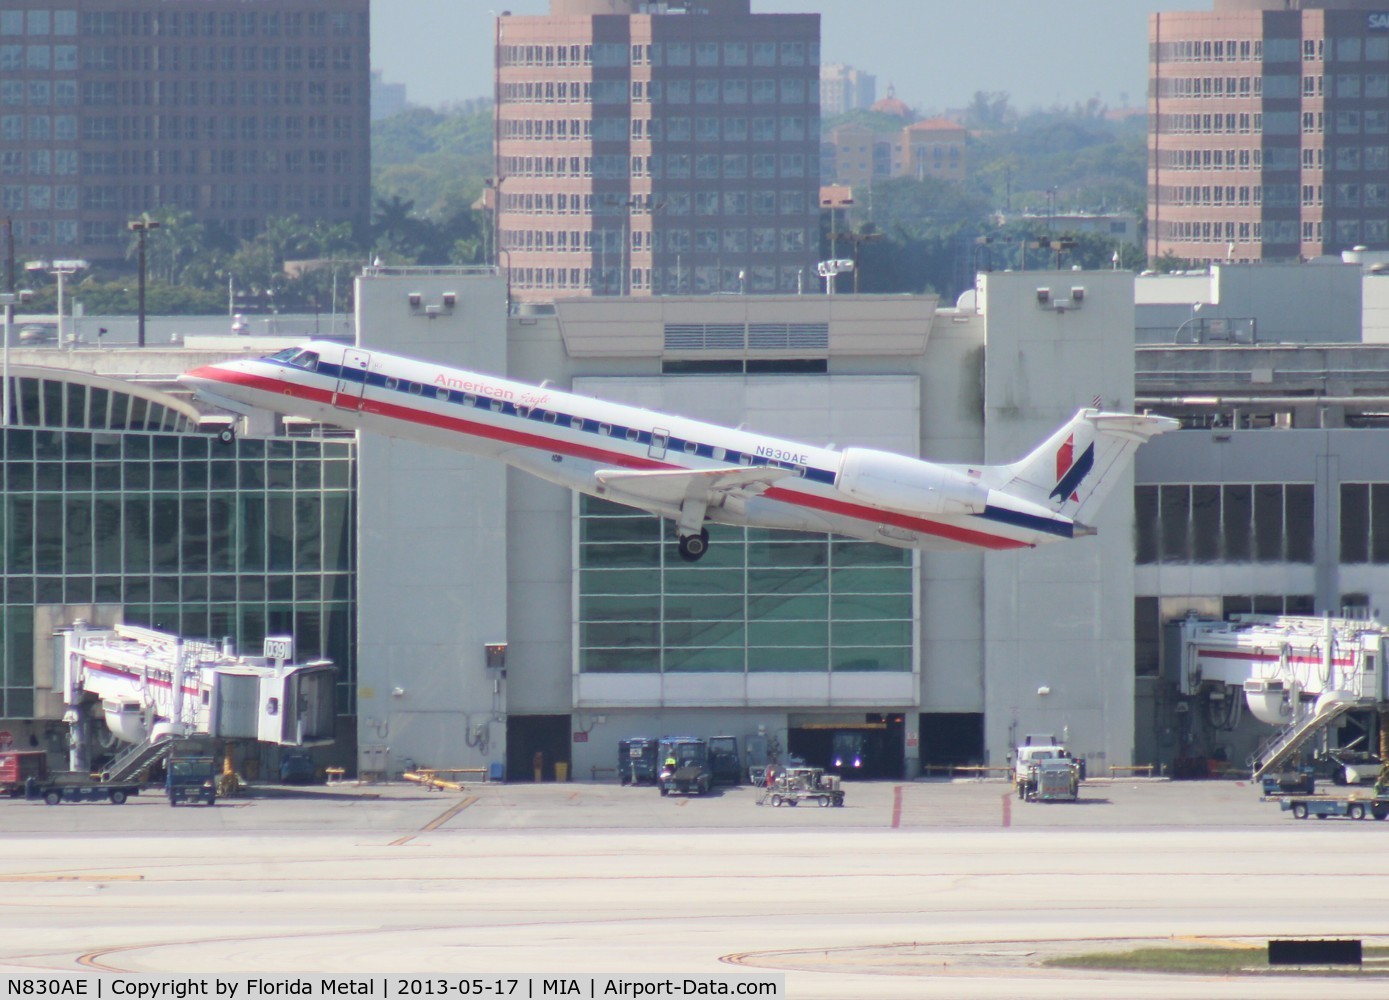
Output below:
[123,207,208,285]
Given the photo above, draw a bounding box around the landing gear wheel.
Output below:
[217,426,236,445]
[676,529,710,563]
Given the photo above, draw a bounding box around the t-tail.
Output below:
[993,409,1180,529]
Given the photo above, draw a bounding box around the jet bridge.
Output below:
[61,621,335,776]
[1175,614,1389,779]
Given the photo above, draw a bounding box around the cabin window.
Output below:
[463,393,475,406]
[544,411,558,424]
[435,388,449,401]
[517,406,531,419]
[490,399,504,412]
[599,423,612,436]
[385,377,398,390]
[712,447,726,461]
[626,428,640,442]
[408,382,423,395]
[683,440,698,454]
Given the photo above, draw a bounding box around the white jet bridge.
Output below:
[1176,614,1389,779]
[61,621,335,781]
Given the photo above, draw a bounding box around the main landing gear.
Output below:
[677,528,710,563]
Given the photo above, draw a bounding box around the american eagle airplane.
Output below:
[180,342,1177,562]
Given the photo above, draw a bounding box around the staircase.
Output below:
[101,737,180,784]
[1249,698,1363,780]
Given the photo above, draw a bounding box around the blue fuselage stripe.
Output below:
[270,356,1067,542]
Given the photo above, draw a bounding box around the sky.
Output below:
[372,0,1204,114]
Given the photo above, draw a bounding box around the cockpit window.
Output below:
[287,350,319,371]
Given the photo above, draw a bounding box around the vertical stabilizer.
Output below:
[998,409,1179,524]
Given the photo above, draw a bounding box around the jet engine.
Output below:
[835,448,989,515]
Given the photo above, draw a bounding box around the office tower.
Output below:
[820,63,876,117]
[0,1,371,263]
[1149,0,1389,263]
[495,0,821,300]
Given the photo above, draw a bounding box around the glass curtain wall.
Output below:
[577,496,914,675]
[0,418,356,719]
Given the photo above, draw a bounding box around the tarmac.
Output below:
[4,776,1389,999]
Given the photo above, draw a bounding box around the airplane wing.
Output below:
[594,466,797,507]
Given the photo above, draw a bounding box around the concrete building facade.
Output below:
[347,268,1139,781]
[0,0,371,262]
[494,0,821,301]
[1149,0,1389,264]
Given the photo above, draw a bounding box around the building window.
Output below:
[577,496,913,675]
[1136,483,1314,564]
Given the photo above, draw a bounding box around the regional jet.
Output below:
[180,343,1176,561]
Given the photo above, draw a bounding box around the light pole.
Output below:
[25,259,87,350]
[1174,303,1204,344]
[0,289,33,427]
[128,217,161,347]
[820,190,854,292]
[2,216,13,425]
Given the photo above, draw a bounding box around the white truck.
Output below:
[1014,734,1081,802]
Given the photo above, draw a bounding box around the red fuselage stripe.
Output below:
[198,366,1029,550]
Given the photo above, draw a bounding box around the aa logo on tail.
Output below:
[1050,434,1095,503]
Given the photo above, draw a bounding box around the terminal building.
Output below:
[0,357,357,766]
[7,262,1389,781]
[337,266,1138,781]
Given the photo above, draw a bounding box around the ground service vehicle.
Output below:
[27,774,140,805]
[1318,749,1382,786]
[1014,735,1080,801]
[708,735,741,786]
[166,755,217,806]
[657,736,711,796]
[0,750,48,797]
[1281,796,1389,821]
[1031,759,1080,801]
[619,737,658,785]
[758,767,845,808]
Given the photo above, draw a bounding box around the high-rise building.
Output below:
[0,0,371,264]
[494,0,821,300]
[820,63,875,117]
[1149,0,1389,264]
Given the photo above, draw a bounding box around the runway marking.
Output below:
[722,934,1389,980]
[891,785,903,828]
[0,874,144,882]
[388,836,415,847]
[420,795,478,832]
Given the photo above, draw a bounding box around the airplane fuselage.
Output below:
[183,342,1082,553]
